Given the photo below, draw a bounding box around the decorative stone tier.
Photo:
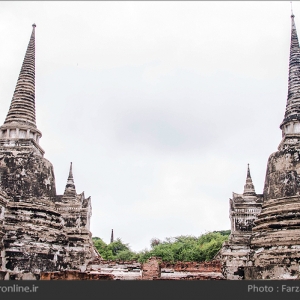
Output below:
[2,200,69,275]
[54,190,93,271]
[0,138,44,157]
[247,136,300,279]
[1,188,95,276]
[0,123,42,147]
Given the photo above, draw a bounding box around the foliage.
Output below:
[137,230,230,263]
[92,237,136,261]
[92,230,230,263]
[214,230,231,236]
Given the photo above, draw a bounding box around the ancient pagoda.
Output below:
[218,165,262,279]
[244,13,300,280]
[0,25,96,280]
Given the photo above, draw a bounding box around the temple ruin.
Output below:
[244,12,300,280]
[2,11,300,281]
[219,12,300,280]
[0,24,97,280]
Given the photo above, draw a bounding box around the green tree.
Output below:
[92,237,136,260]
[137,231,230,263]
[116,249,135,261]
[108,238,130,255]
[93,230,230,263]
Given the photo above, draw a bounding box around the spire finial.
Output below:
[63,162,76,198]
[243,164,256,196]
[32,23,36,28]
[247,163,251,178]
[69,162,73,178]
[291,2,294,17]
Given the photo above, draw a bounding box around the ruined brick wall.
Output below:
[40,270,114,280]
[92,259,140,265]
[160,260,221,273]
[157,274,225,280]
[141,257,161,280]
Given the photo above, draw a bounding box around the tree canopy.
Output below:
[93,230,230,263]
[92,237,138,261]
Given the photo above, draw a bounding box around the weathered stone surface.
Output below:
[218,165,262,279]
[0,149,56,201]
[0,25,98,279]
[244,14,300,280]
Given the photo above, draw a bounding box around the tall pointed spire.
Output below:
[63,162,77,198]
[243,164,256,196]
[110,229,114,244]
[0,24,43,154]
[4,24,37,128]
[280,13,300,129]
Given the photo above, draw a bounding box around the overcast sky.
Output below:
[0,1,296,252]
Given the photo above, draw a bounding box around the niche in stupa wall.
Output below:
[235,218,255,232]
